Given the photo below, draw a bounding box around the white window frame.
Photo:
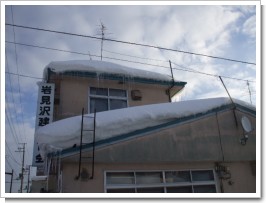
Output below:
[88,87,128,113]
[104,169,219,193]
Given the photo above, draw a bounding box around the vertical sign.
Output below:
[32,82,55,173]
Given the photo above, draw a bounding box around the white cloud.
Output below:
[242,14,256,39]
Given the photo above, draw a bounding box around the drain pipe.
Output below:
[167,60,175,102]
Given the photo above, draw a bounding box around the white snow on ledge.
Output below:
[35,97,255,158]
[43,60,173,82]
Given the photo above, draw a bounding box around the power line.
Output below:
[5,40,98,58]
[171,62,256,83]
[5,41,255,83]
[5,23,256,65]
[9,8,28,147]
[6,142,22,164]
[5,109,20,147]
[5,53,21,141]
[6,158,19,177]
[6,71,43,80]
[103,48,256,83]
[103,49,168,63]
[9,8,30,160]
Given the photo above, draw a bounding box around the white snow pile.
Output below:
[43,60,173,82]
[35,97,255,157]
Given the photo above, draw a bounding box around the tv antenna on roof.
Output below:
[100,21,106,61]
[95,21,113,61]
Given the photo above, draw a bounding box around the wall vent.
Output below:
[131,90,142,101]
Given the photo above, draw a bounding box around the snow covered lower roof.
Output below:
[35,97,255,158]
[43,60,186,86]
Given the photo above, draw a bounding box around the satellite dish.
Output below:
[241,116,252,133]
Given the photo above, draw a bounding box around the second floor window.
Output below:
[89,87,128,113]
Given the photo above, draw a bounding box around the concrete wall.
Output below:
[60,161,255,193]
[50,76,182,120]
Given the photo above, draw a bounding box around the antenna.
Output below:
[247,80,252,104]
[100,21,106,61]
[95,21,113,61]
[240,116,253,145]
[241,116,252,133]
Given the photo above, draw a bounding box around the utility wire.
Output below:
[5,41,256,83]
[103,49,168,63]
[6,158,19,177]
[6,71,43,80]
[5,40,100,58]
[6,145,22,167]
[5,23,256,65]
[5,53,22,144]
[5,108,20,147]
[171,62,256,83]
[10,8,28,147]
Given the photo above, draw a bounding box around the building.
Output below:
[32,60,256,193]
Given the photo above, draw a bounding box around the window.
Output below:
[89,87,128,113]
[105,170,218,193]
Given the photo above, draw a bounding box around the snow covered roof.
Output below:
[43,60,186,86]
[35,97,255,158]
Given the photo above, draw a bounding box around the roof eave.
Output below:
[47,69,187,87]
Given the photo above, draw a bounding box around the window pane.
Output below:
[193,185,216,193]
[167,186,193,193]
[107,188,135,193]
[106,172,135,185]
[165,171,191,183]
[90,87,108,96]
[136,172,163,184]
[90,98,108,113]
[109,89,127,97]
[191,170,214,181]
[110,99,127,110]
[137,187,164,193]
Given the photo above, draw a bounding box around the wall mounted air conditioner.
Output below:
[131,90,142,101]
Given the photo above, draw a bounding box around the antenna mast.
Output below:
[247,80,252,104]
[100,22,106,61]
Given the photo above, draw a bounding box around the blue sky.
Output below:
[2,2,258,193]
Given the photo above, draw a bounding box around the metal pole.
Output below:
[219,76,234,104]
[10,169,13,193]
[27,166,31,193]
[91,108,96,179]
[167,60,175,102]
[76,108,84,180]
[16,143,26,193]
[6,170,14,193]
[219,76,238,126]
[21,143,25,193]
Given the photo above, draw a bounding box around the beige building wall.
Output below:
[58,109,256,193]
[51,76,181,120]
[60,161,255,193]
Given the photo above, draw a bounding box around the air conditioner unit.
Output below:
[80,168,89,181]
[131,90,142,101]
